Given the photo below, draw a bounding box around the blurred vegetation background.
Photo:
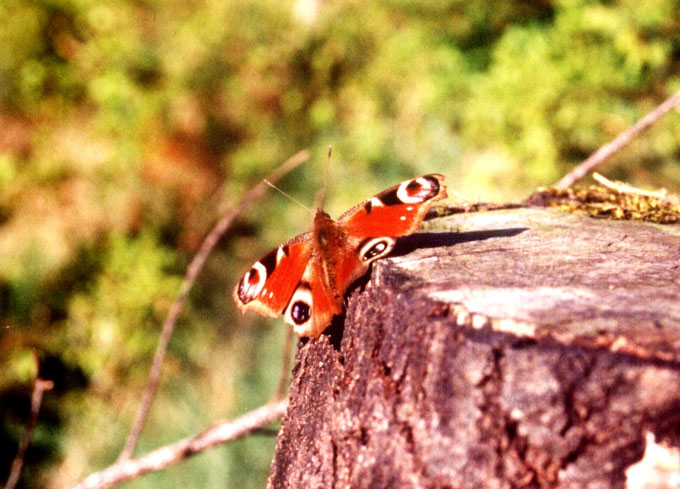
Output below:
[1,0,679,487]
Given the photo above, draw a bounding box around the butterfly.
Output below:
[233,174,448,338]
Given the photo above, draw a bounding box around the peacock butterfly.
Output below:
[233,174,448,338]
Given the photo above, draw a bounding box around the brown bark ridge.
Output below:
[268,207,680,489]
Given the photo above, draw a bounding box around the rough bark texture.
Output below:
[268,207,680,489]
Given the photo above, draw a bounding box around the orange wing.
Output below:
[339,174,447,238]
[233,235,313,318]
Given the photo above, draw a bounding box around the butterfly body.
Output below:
[234,174,447,337]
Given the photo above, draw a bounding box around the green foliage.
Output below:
[64,232,181,379]
[1,0,679,487]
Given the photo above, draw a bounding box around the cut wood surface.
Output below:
[268,207,680,489]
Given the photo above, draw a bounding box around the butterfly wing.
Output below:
[233,233,313,319]
[234,228,341,338]
[281,256,343,338]
[332,174,448,295]
[338,174,447,238]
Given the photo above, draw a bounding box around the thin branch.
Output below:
[4,373,54,489]
[554,89,680,189]
[118,150,309,461]
[592,172,671,200]
[69,399,288,489]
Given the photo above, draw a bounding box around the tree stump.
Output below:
[268,207,680,489]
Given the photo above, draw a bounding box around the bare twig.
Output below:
[592,172,669,199]
[118,150,309,461]
[591,172,680,209]
[554,89,680,189]
[69,399,288,489]
[4,371,54,489]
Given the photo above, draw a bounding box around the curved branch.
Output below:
[71,399,288,489]
[554,89,680,189]
[4,371,53,489]
[118,149,309,460]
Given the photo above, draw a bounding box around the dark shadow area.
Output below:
[320,228,528,347]
[321,313,348,352]
[391,228,529,257]
[0,353,89,487]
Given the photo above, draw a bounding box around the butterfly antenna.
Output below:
[313,145,332,210]
[263,179,313,213]
[324,146,331,191]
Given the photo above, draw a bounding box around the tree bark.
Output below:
[268,207,680,489]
